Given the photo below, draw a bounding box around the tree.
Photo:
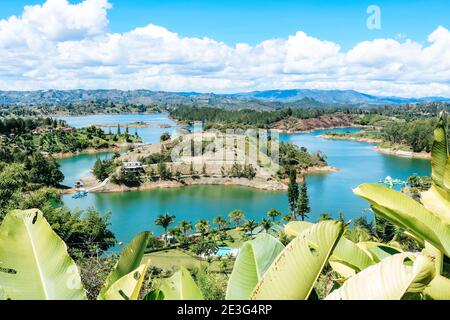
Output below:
[117,124,121,135]
[93,158,112,181]
[160,132,171,142]
[195,219,210,235]
[155,213,175,246]
[168,227,182,240]
[260,218,273,233]
[179,220,192,236]
[228,210,245,226]
[267,208,281,222]
[158,162,172,180]
[213,216,228,231]
[287,169,299,221]
[26,152,64,187]
[297,175,310,221]
[281,214,291,224]
[242,219,258,238]
[317,213,332,222]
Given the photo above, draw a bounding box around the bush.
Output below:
[160,132,171,142]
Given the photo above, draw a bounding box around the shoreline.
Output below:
[63,176,288,194]
[319,134,383,144]
[271,124,365,134]
[61,165,338,194]
[320,133,431,160]
[49,111,164,117]
[300,165,340,174]
[372,146,431,160]
[51,147,121,159]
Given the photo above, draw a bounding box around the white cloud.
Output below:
[0,0,450,97]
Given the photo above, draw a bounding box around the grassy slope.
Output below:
[143,228,248,271]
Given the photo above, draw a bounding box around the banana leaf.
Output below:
[0,209,86,300]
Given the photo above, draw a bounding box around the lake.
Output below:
[59,114,431,245]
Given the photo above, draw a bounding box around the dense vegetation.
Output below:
[170,106,352,129]
[0,116,140,158]
[328,116,449,153]
[0,116,131,257]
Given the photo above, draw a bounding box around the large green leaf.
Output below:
[159,266,203,300]
[325,253,435,300]
[284,221,374,275]
[0,209,86,300]
[143,289,165,300]
[0,287,8,300]
[431,111,448,188]
[250,220,344,300]
[423,275,450,300]
[330,237,375,273]
[354,184,450,257]
[444,156,450,190]
[99,263,148,300]
[99,231,151,298]
[226,234,285,300]
[284,221,313,238]
[357,241,403,263]
[421,185,450,225]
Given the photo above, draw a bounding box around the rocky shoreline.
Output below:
[269,115,360,133]
[320,134,383,144]
[61,164,339,194]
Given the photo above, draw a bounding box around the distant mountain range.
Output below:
[1,89,449,108]
[229,89,450,105]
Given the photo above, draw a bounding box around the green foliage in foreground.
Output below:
[352,111,450,298]
[0,210,443,300]
[0,210,150,300]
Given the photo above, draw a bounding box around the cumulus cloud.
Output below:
[0,0,450,97]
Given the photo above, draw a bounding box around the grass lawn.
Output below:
[144,249,203,271]
[143,228,248,272]
[224,228,247,248]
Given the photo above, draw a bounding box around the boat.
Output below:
[378,176,407,188]
[72,189,89,199]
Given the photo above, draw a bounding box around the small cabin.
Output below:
[122,161,144,173]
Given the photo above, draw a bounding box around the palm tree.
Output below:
[281,214,291,224]
[195,219,210,235]
[168,227,182,242]
[267,208,281,222]
[155,213,175,246]
[228,210,245,227]
[208,228,220,241]
[179,220,193,236]
[260,218,273,233]
[317,213,332,222]
[213,216,228,230]
[243,219,258,238]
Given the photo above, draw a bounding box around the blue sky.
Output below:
[0,0,450,97]
[2,0,449,50]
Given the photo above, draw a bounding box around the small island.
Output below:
[91,122,174,129]
[74,131,336,193]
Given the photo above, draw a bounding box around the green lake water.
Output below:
[58,114,431,246]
